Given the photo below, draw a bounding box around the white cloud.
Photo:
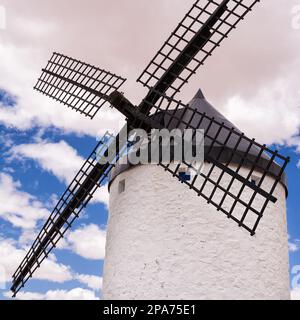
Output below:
[75,274,103,291]
[5,291,43,300]
[0,134,14,148]
[63,224,106,260]
[0,35,124,137]
[4,288,98,300]
[289,242,300,252]
[0,236,102,294]
[9,140,110,207]
[289,240,300,252]
[0,0,299,149]
[36,287,98,300]
[223,76,300,145]
[2,167,15,174]
[0,238,73,285]
[291,288,300,300]
[0,173,49,229]
[92,187,109,208]
[288,235,300,252]
[10,140,84,184]
[18,229,39,247]
[0,239,25,284]
[287,136,300,153]
[34,255,73,283]
[297,160,300,169]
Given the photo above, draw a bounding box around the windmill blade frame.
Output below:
[10,130,129,296]
[137,0,259,111]
[34,52,127,119]
[133,92,289,235]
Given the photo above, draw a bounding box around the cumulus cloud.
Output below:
[75,274,103,291]
[4,288,98,300]
[223,77,300,145]
[288,235,300,252]
[0,89,16,107]
[0,173,50,229]
[10,140,84,184]
[0,238,73,286]
[0,134,14,149]
[291,288,300,300]
[63,224,106,260]
[9,139,110,207]
[92,187,109,208]
[289,241,300,252]
[34,255,73,284]
[0,6,122,136]
[0,30,124,136]
[0,237,103,296]
[0,0,298,147]
[286,136,300,153]
[18,228,39,247]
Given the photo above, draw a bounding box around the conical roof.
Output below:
[174,89,266,162]
[190,88,238,129]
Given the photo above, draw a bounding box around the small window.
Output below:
[118,179,126,194]
[179,169,191,182]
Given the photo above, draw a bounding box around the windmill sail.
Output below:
[34,52,126,118]
[10,130,129,296]
[137,0,259,112]
[134,92,289,235]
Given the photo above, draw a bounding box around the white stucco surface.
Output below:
[103,163,289,300]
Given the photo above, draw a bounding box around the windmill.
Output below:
[11,0,290,299]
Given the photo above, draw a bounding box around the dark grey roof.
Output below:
[109,89,287,195]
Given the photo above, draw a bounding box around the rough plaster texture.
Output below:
[103,163,290,300]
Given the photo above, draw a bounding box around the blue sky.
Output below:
[0,0,300,300]
[0,116,109,299]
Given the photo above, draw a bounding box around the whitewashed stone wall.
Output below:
[103,163,289,300]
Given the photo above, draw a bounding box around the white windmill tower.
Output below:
[11,1,290,300]
[103,89,290,300]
